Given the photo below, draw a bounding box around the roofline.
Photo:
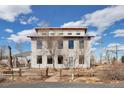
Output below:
[28,35,94,38]
[35,27,87,33]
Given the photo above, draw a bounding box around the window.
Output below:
[79,40,84,49]
[37,40,42,49]
[42,33,47,35]
[68,39,74,49]
[76,33,80,35]
[47,41,53,49]
[51,33,55,35]
[37,56,42,64]
[58,55,63,64]
[47,56,53,64]
[79,55,84,64]
[58,40,63,49]
[59,33,63,35]
[68,33,72,35]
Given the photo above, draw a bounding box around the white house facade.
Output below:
[28,27,93,68]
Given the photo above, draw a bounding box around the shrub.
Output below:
[98,64,124,80]
[121,56,124,63]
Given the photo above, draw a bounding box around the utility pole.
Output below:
[8,46,14,80]
[8,46,13,68]
[0,48,2,60]
[99,38,103,64]
[115,44,118,61]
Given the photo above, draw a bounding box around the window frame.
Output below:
[42,32,47,35]
[50,33,55,35]
[37,40,42,49]
[79,55,84,64]
[47,55,53,64]
[37,55,42,64]
[76,33,80,35]
[58,40,63,49]
[68,33,72,35]
[68,39,74,49]
[79,40,84,49]
[58,55,63,64]
[59,33,63,35]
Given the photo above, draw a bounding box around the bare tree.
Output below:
[15,40,23,55]
[36,34,64,77]
[15,39,24,67]
[62,38,84,80]
[0,45,8,60]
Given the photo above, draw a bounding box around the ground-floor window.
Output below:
[58,55,63,64]
[47,56,53,64]
[79,55,84,64]
[37,55,42,64]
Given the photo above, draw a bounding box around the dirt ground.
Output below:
[1,63,124,84]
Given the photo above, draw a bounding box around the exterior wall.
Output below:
[31,37,91,68]
[37,30,86,36]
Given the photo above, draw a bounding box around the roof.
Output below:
[35,27,87,33]
[28,36,94,39]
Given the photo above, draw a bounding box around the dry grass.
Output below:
[98,63,124,81]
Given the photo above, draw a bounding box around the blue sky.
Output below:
[0,5,124,58]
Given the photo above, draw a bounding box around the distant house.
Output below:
[28,27,93,68]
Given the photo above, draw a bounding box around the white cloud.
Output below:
[94,42,99,46]
[37,21,49,27]
[19,16,39,25]
[103,34,107,36]
[107,43,124,50]
[91,47,96,51]
[8,29,37,43]
[82,6,124,34]
[62,6,124,34]
[112,29,124,37]
[0,5,32,22]
[61,6,124,43]
[86,31,101,44]
[61,20,86,28]
[107,43,121,48]
[5,28,13,33]
[86,31,97,36]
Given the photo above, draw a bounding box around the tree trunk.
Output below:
[46,68,48,77]
[71,68,74,81]
[8,46,13,68]
[60,68,62,77]
[19,68,22,77]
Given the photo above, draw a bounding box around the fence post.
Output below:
[60,68,62,77]
[46,67,48,77]
[19,68,22,77]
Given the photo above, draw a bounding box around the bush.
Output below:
[121,56,124,63]
[98,64,124,80]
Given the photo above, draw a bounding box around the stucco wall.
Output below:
[31,37,91,68]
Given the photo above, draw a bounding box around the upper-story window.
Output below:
[68,33,72,35]
[37,40,42,49]
[76,33,80,35]
[58,40,63,49]
[47,40,53,49]
[51,33,55,35]
[79,40,84,49]
[59,33,63,35]
[68,39,74,49]
[42,32,47,35]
